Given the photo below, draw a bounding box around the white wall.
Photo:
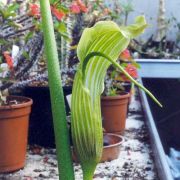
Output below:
[105,0,180,41]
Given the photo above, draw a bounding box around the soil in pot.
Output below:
[101,93,130,134]
[0,96,32,173]
[143,78,180,154]
[23,85,72,148]
[72,133,123,163]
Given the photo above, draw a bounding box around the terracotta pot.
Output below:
[72,133,123,163]
[101,93,130,134]
[0,96,32,173]
[101,133,124,162]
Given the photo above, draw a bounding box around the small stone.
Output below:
[39,173,48,178]
[145,167,151,171]
[123,162,128,169]
[34,169,42,172]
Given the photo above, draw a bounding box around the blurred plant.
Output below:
[171,16,180,47]
[0,1,19,21]
[122,0,134,25]
[0,0,89,92]
[115,0,134,25]
[155,0,167,42]
[103,0,134,25]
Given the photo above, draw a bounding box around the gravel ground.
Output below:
[0,92,159,180]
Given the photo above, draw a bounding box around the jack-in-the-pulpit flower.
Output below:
[71,16,162,180]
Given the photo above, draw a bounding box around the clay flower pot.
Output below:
[101,93,130,134]
[0,96,32,173]
[72,133,123,163]
[101,133,124,162]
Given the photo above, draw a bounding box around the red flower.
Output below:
[79,4,88,13]
[122,64,138,81]
[119,49,131,61]
[29,4,40,18]
[3,51,14,71]
[70,2,81,14]
[76,0,88,13]
[51,6,65,21]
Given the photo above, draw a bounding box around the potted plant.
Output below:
[101,50,139,134]
[0,55,33,173]
[0,3,35,173]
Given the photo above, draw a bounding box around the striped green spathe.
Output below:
[71,16,161,180]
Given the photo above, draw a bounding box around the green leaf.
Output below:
[0,77,16,83]
[60,32,71,41]
[4,12,17,19]
[22,51,30,60]
[55,22,67,34]
[0,38,7,45]
[0,67,4,73]
[7,3,19,12]
[54,22,70,41]
[25,32,34,43]
[0,9,5,18]
[50,0,57,5]
[59,5,69,14]
[132,61,141,69]
[7,21,23,29]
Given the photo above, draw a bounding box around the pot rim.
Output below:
[0,95,33,110]
[71,133,124,149]
[103,133,124,149]
[101,93,130,100]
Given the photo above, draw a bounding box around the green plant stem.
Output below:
[40,1,74,180]
[82,161,96,180]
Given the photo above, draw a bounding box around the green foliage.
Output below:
[0,2,19,20]
[121,0,134,14]
[108,87,118,96]
[54,21,70,40]
[0,67,4,73]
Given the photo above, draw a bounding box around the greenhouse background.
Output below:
[0,0,180,180]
